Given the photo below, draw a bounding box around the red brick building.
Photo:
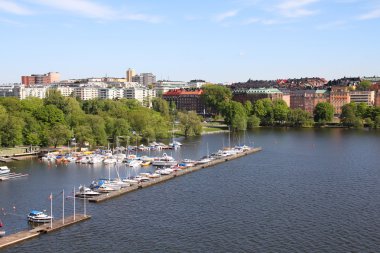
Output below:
[21,72,60,86]
[290,90,329,114]
[162,89,205,114]
[232,88,284,104]
[329,86,350,115]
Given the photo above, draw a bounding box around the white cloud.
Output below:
[276,0,319,18]
[30,0,161,23]
[242,17,281,25]
[215,10,239,22]
[358,8,380,20]
[0,0,32,15]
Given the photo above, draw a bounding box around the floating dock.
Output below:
[89,147,262,203]
[0,173,28,181]
[0,215,90,249]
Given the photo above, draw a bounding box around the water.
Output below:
[1,128,380,252]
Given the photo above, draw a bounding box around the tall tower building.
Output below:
[126,68,136,82]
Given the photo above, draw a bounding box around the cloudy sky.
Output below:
[0,0,379,83]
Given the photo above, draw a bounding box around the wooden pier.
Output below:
[89,147,262,203]
[0,173,28,181]
[0,215,90,249]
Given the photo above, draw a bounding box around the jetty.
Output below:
[89,147,262,203]
[0,215,90,249]
[0,173,28,181]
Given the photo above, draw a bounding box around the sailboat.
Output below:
[169,122,182,149]
[197,143,213,164]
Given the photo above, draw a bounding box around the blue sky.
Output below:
[0,0,380,83]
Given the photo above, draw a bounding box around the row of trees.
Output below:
[0,91,174,148]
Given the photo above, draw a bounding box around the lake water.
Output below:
[1,128,380,252]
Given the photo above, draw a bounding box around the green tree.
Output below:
[313,102,334,124]
[34,104,65,126]
[340,103,357,127]
[273,99,289,124]
[201,84,232,112]
[220,101,247,131]
[247,115,260,129]
[288,109,313,127]
[152,98,170,118]
[48,124,72,148]
[44,89,68,113]
[244,101,253,115]
[2,116,25,147]
[177,111,203,137]
[356,80,371,91]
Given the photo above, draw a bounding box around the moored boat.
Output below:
[27,210,52,223]
[0,166,10,175]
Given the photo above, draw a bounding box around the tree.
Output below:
[313,102,334,124]
[253,99,274,126]
[48,124,72,148]
[288,109,313,127]
[2,116,25,147]
[220,101,247,131]
[244,101,253,115]
[247,115,260,129]
[177,111,203,137]
[201,84,232,112]
[152,98,170,118]
[44,89,68,113]
[340,103,357,127]
[356,80,371,91]
[273,99,289,124]
[34,104,65,126]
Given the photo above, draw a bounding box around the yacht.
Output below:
[89,156,103,164]
[104,158,117,165]
[0,166,10,175]
[76,186,101,198]
[97,185,117,193]
[27,211,52,223]
[152,153,177,166]
[122,178,139,185]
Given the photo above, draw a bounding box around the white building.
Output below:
[14,85,48,99]
[99,88,124,100]
[350,91,375,106]
[74,87,99,100]
[124,87,156,106]
[56,86,75,97]
[0,84,17,97]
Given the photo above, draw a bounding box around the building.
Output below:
[99,88,124,100]
[0,84,17,97]
[154,80,188,95]
[162,89,205,114]
[329,86,350,115]
[349,91,375,106]
[132,73,156,86]
[188,80,207,88]
[375,91,380,107]
[56,86,75,97]
[21,72,60,86]
[233,88,284,105]
[124,87,156,106]
[290,90,328,114]
[74,87,99,100]
[14,85,48,99]
[126,68,136,82]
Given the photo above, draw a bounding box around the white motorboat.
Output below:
[104,158,117,165]
[128,160,142,167]
[148,173,160,178]
[89,156,103,164]
[0,166,10,175]
[97,185,117,193]
[152,153,177,166]
[122,178,139,185]
[80,156,91,164]
[197,157,213,164]
[76,186,101,197]
[134,176,150,182]
[27,211,52,223]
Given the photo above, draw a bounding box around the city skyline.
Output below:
[1,0,380,83]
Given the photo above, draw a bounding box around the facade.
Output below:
[99,88,124,100]
[74,87,99,100]
[21,72,60,86]
[290,90,329,114]
[154,80,188,95]
[0,84,17,97]
[349,91,375,106]
[56,86,75,97]
[14,85,48,99]
[233,88,284,105]
[329,86,350,115]
[124,87,156,106]
[132,73,156,86]
[188,80,207,88]
[162,89,205,114]
[375,91,380,107]
[126,68,136,82]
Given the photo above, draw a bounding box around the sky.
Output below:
[0,0,380,83]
